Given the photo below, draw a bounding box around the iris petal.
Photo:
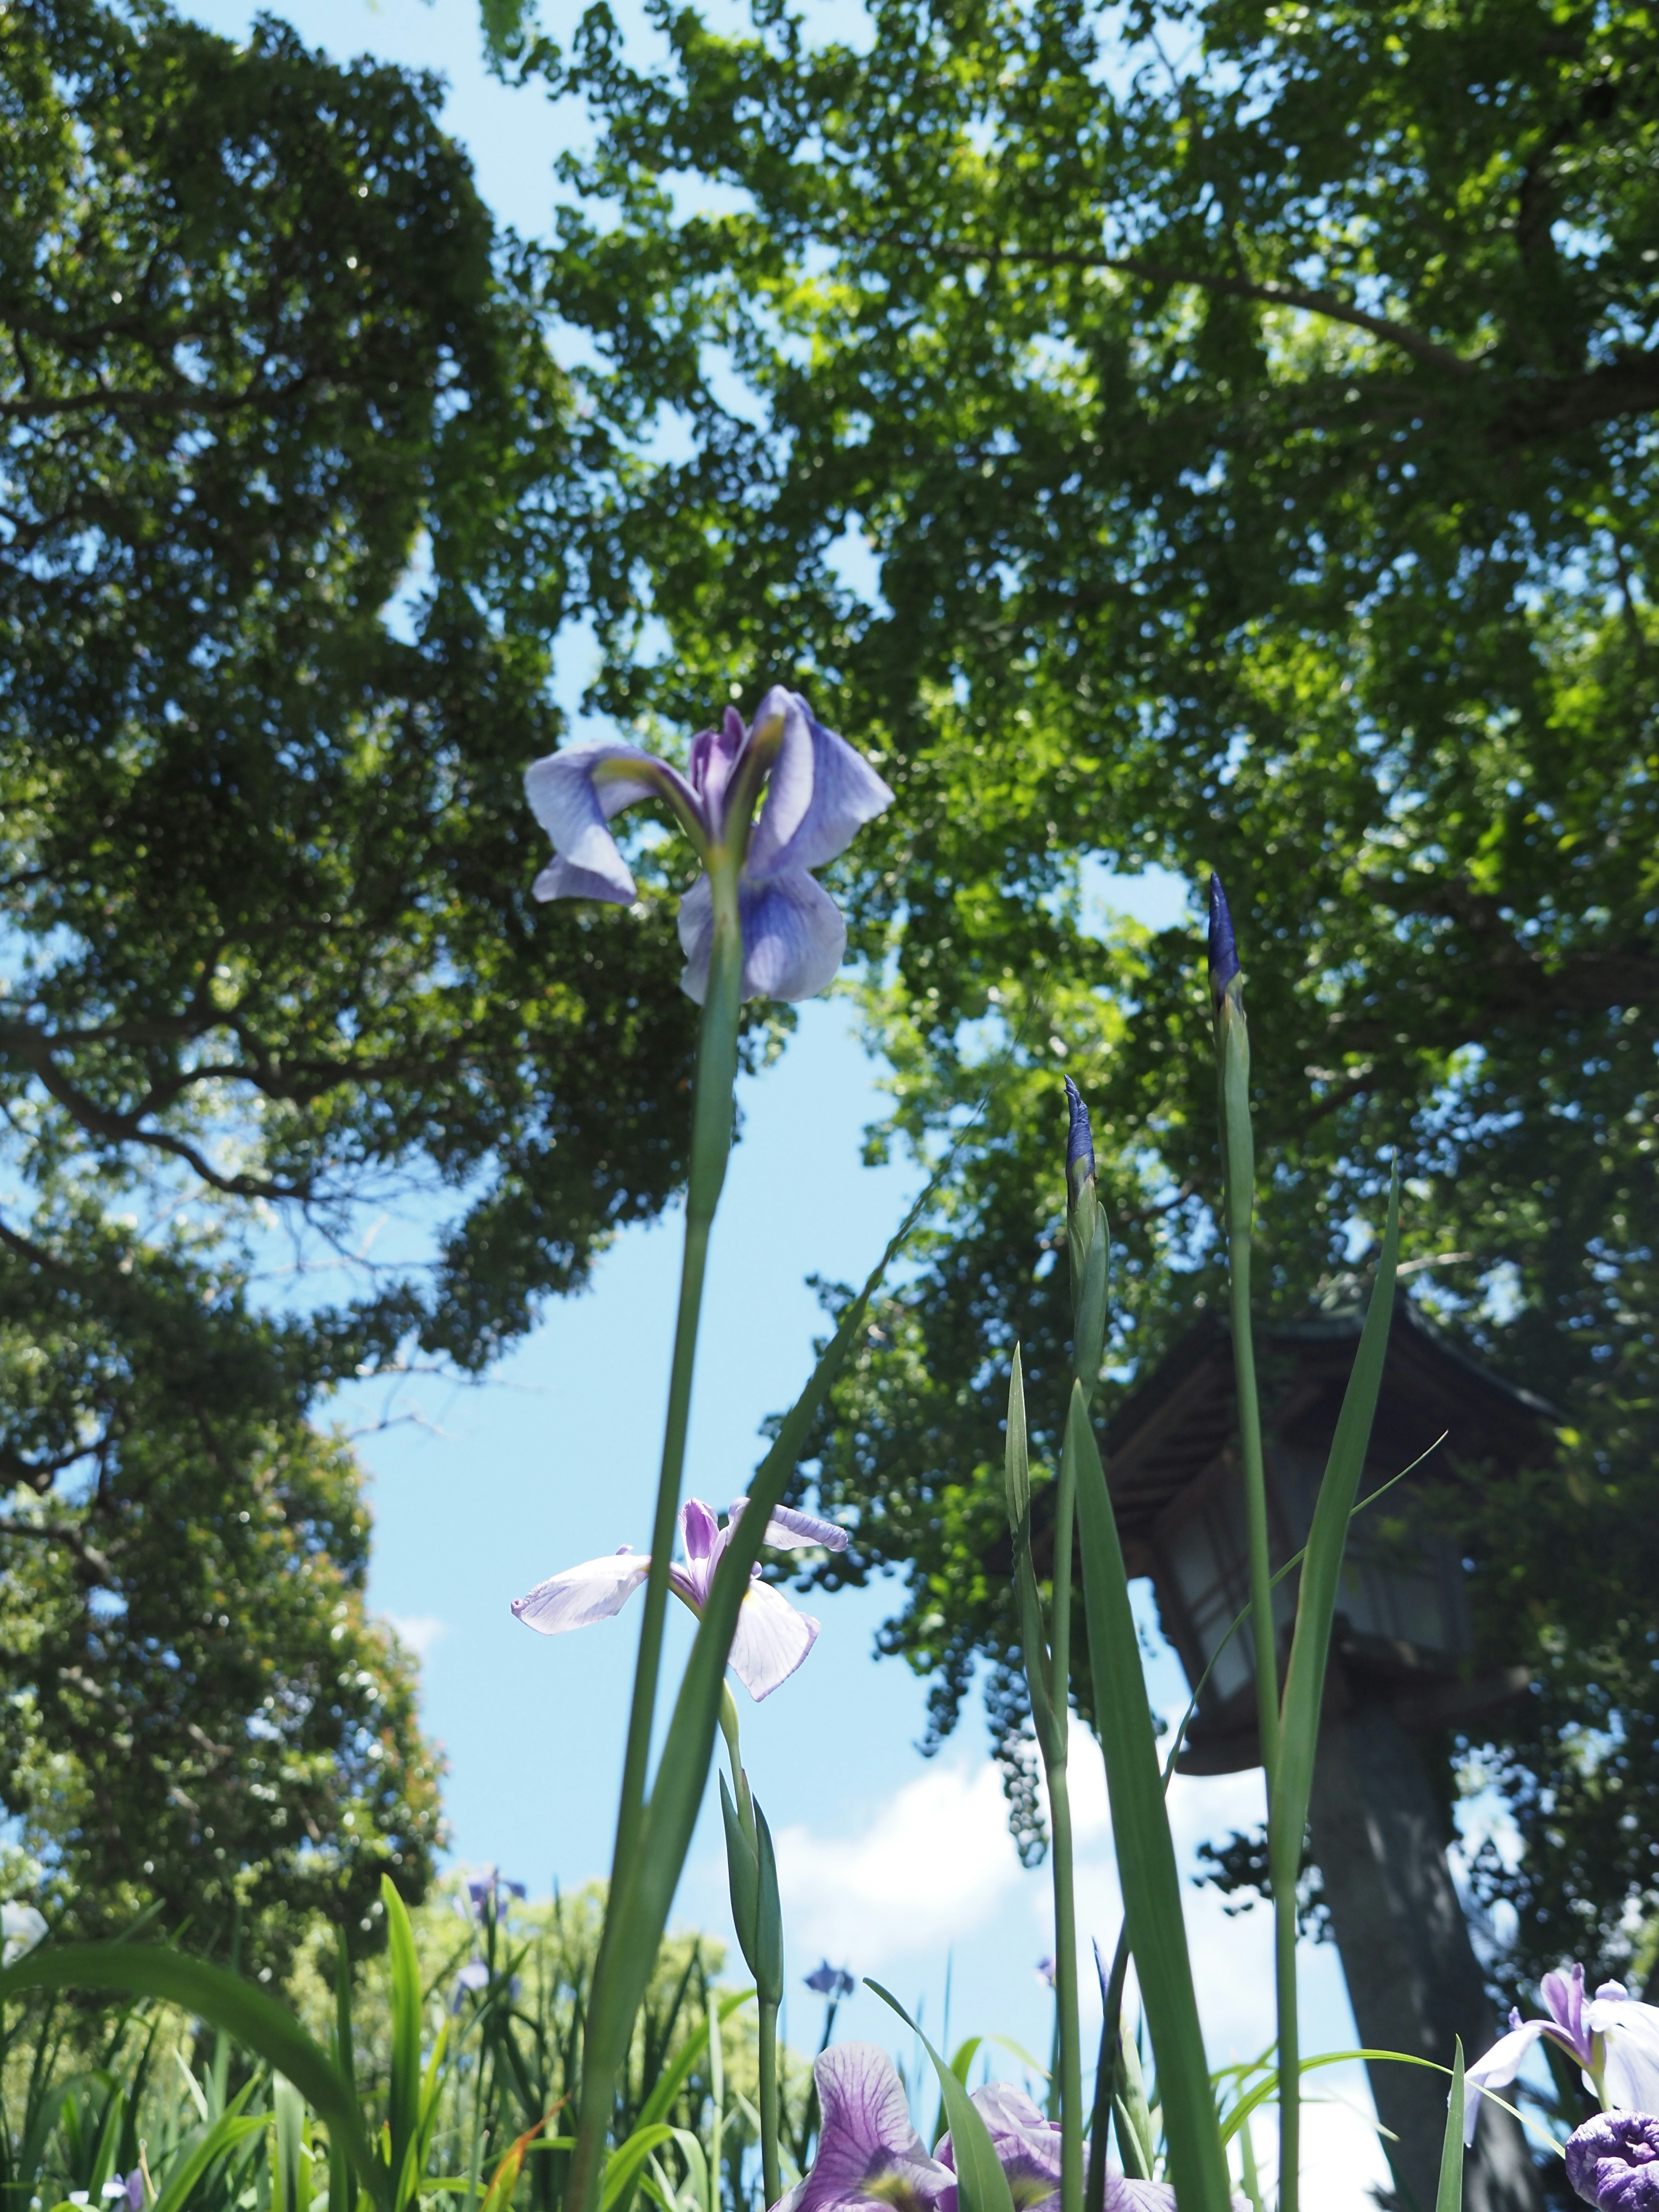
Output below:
[727,1577,821,1700]
[798,2045,953,2212]
[728,1497,849,1553]
[739,872,848,1001]
[511,1550,650,1635]
[525,739,700,905]
[1464,2018,1546,2142]
[677,870,848,1004]
[746,693,894,883]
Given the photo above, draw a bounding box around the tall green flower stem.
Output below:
[1006,1354,1083,2212]
[568,858,747,2212]
[718,1689,784,2208]
[1207,876,1296,2212]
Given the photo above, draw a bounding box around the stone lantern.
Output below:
[1097,1297,1555,2212]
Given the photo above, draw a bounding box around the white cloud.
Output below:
[386,1613,447,1659]
[774,1756,1025,1970]
[769,1744,1391,2212]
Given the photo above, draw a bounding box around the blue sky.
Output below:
[175,0,1395,2193]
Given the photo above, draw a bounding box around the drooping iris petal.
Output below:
[727,1573,822,1700]
[728,1498,848,1553]
[1567,2113,1659,2210]
[798,2043,954,2212]
[525,739,694,905]
[745,691,894,883]
[1464,2018,1549,2142]
[677,869,849,1005]
[1103,2181,1176,2212]
[511,1548,651,1636]
[740,872,848,1000]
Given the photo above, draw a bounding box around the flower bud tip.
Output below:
[1063,1075,1096,1196]
[1207,872,1240,1009]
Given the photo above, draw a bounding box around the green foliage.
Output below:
[0,1878,789,2212]
[518,0,1659,1987]
[0,1201,439,1969]
[0,0,702,1366]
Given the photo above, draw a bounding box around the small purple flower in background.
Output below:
[464,1869,527,1916]
[785,2043,1175,2212]
[1466,1964,1659,2140]
[1567,2113,1659,2210]
[513,1497,848,1701]
[98,2178,143,2211]
[451,1958,491,2013]
[805,1962,856,2000]
[1035,1956,1057,1990]
[525,687,893,1005]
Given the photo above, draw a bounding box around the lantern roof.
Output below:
[1102,1294,1557,1581]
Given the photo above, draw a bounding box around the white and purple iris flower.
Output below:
[512,1497,847,1702]
[778,2043,1173,2212]
[1567,2112,1659,2210]
[524,686,893,1004]
[1466,1964,1659,2142]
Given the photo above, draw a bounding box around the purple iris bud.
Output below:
[805,1961,855,1998]
[1062,1078,1095,1211]
[1465,1963,1659,2142]
[1207,873,1239,1014]
[1567,2113,1659,2210]
[512,1496,849,1701]
[525,688,893,1005]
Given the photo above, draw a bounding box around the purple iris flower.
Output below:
[525,687,893,1005]
[1567,2113,1659,2210]
[451,1958,491,2012]
[99,2179,143,2211]
[782,2044,1175,2212]
[512,1497,848,1701]
[464,1869,526,1914]
[806,1962,856,1999]
[1465,1964,1659,2141]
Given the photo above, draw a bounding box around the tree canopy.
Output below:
[476,0,1659,1991]
[0,0,723,1954]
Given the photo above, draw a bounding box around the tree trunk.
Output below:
[1308,1689,1542,2212]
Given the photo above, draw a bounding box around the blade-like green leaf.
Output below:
[950,2037,983,2088]
[602,1170,950,2054]
[1437,2042,1465,2212]
[275,2076,311,2212]
[152,2097,263,2212]
[382,1877,421,2211]
[864,1983,1015,2212]
[0,1947,385,2211]
[634,1990,756,2133]
[601,2128,677,2212]
[753,1802,783,2006]
[1274,1170,1402,1878]
[1069,1384,1231,2212]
